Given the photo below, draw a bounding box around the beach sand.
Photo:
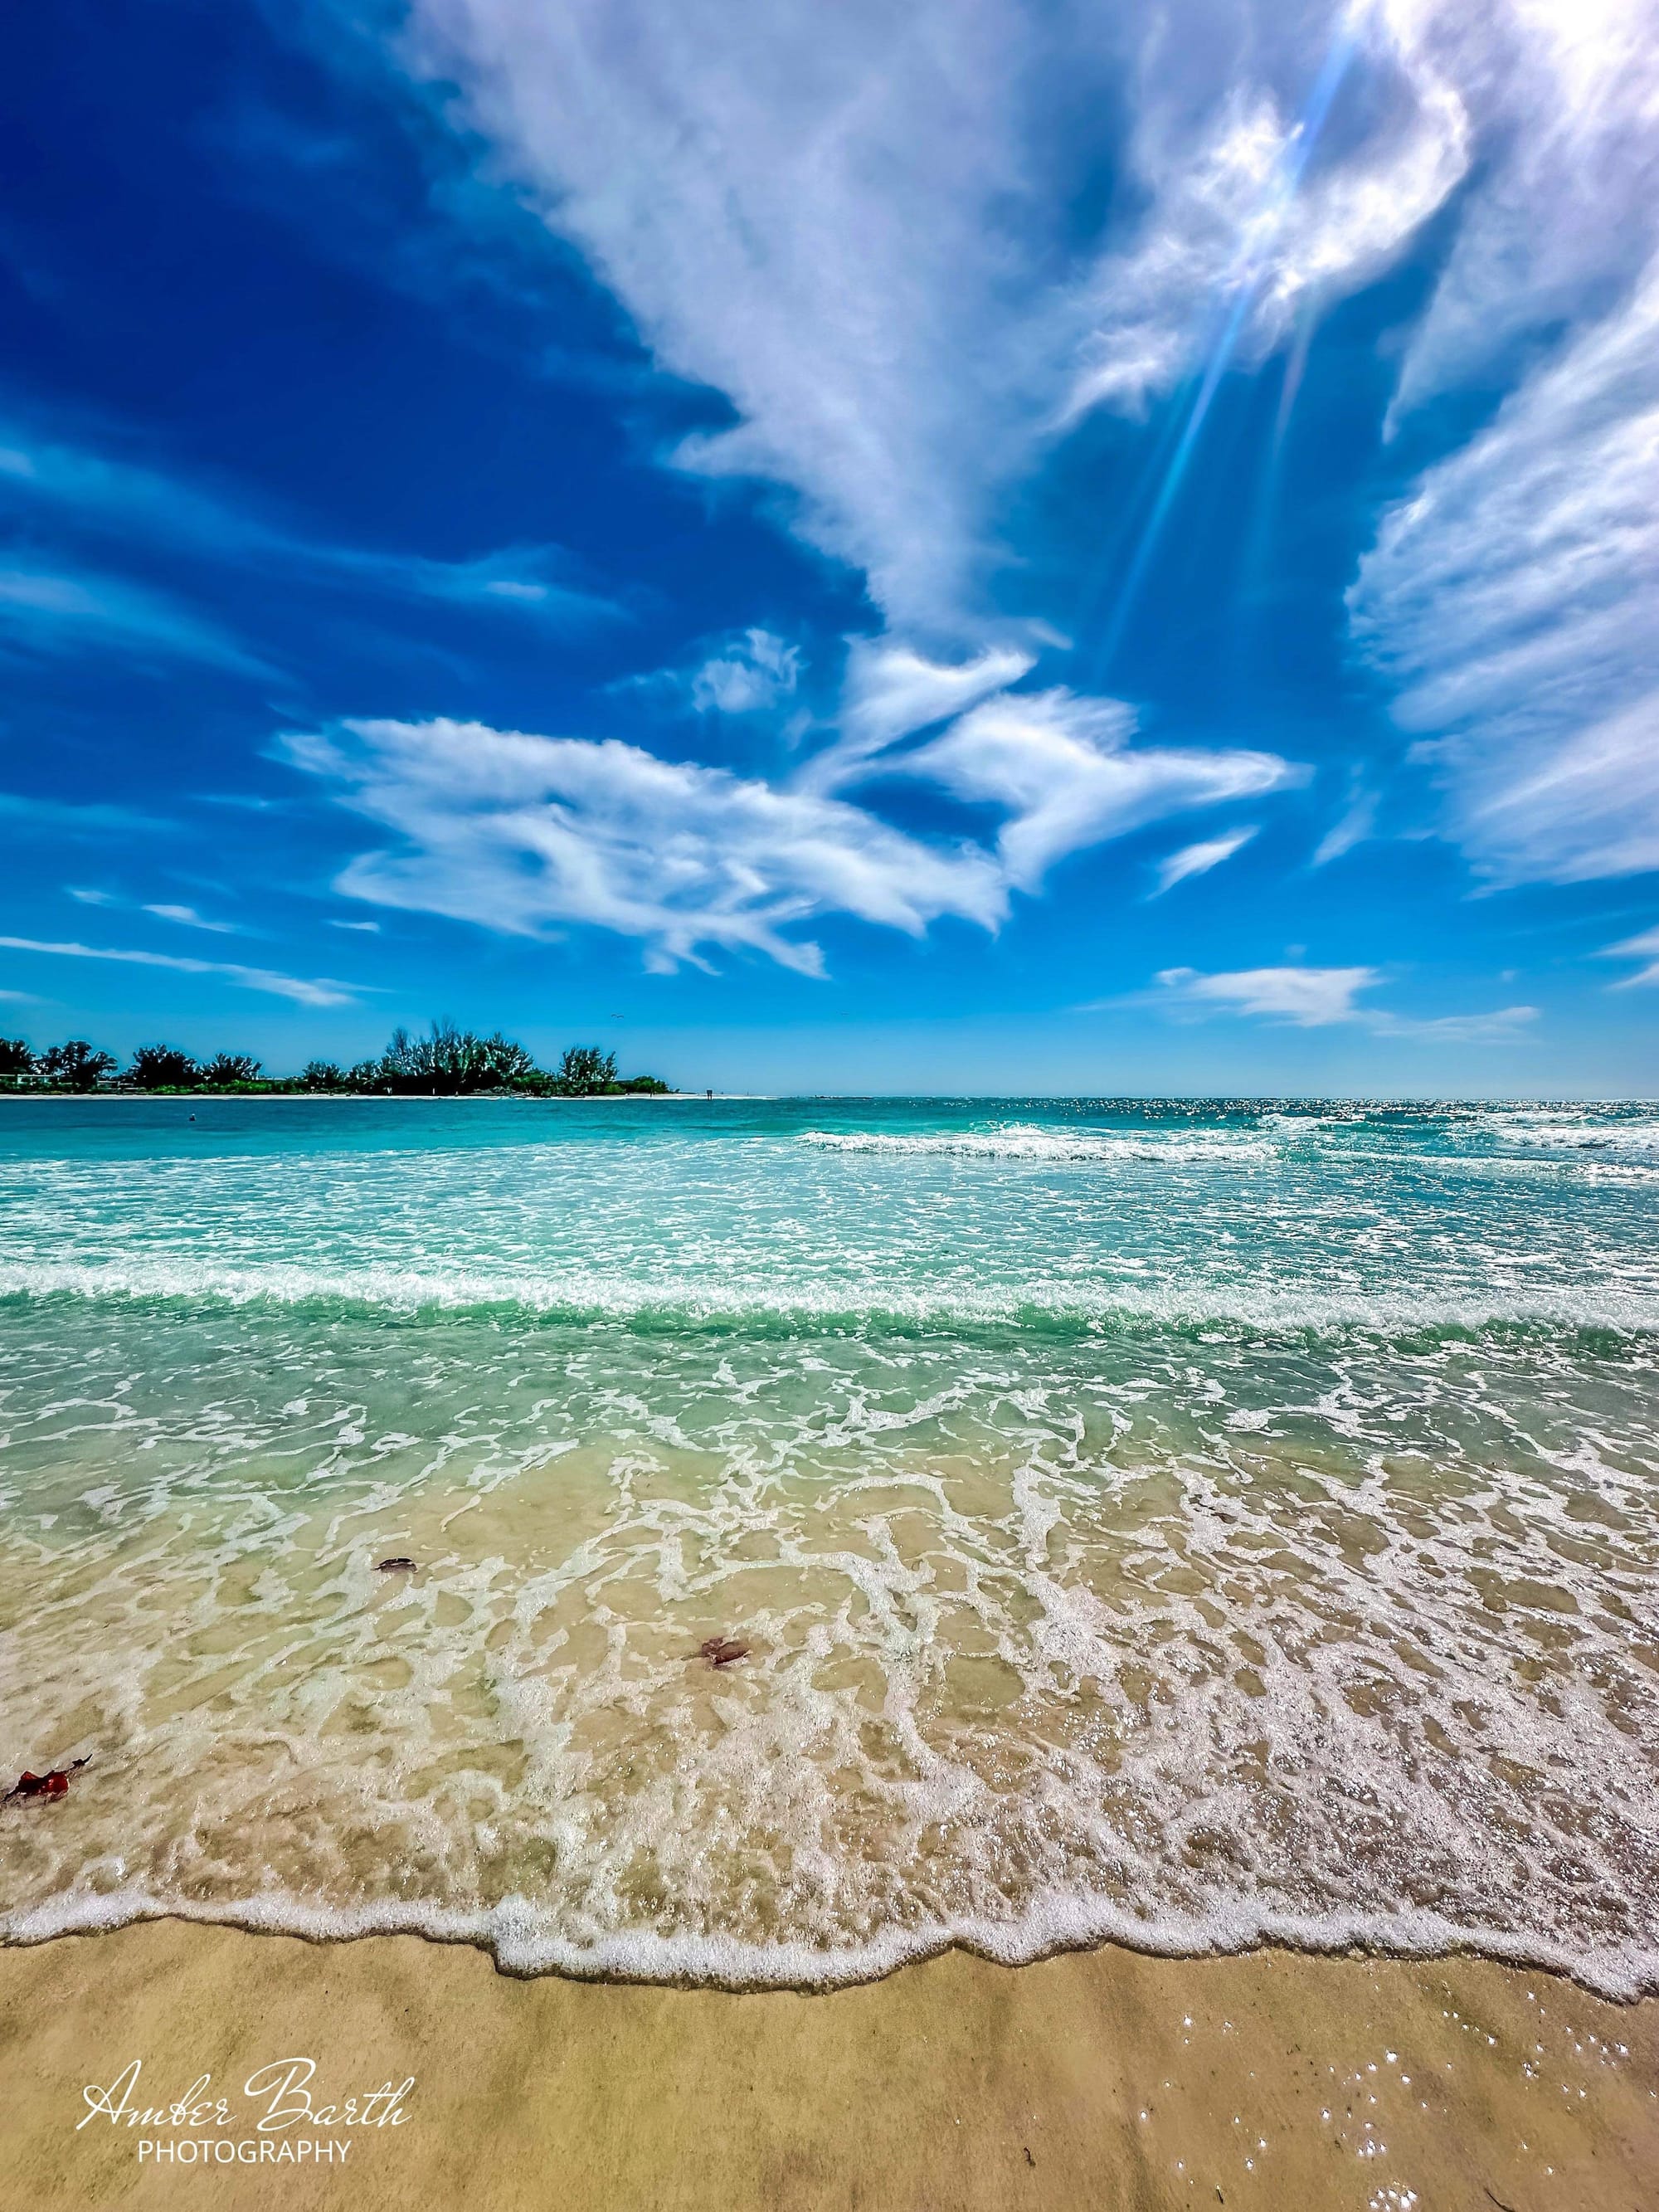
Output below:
[3,1925,1654,2209]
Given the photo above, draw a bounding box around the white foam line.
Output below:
[800,1127,1279,1162]
[6,1883,1657,2002]
[1,1259,1653,1333]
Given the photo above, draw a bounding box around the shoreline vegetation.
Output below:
[0,1021,672,1099]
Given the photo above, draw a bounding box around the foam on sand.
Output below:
[2,1095,1657,2005]
[3,1386,1657,1999]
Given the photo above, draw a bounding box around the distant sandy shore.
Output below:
[0,1091,720,1101]
[4,1924,1654,2209]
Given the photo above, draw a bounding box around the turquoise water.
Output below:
[1,1096,1657,1990]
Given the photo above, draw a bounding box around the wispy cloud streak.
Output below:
[0,937,354,1006]
[0,563,265,672]
[0,424,620,634]
[1603,927,1659,989]
[1150,826,1258,895]
[1350,0,1659,884]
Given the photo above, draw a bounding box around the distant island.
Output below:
[0,1021,672,1098]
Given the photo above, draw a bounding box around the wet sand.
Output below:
[2,1925,1655,2209]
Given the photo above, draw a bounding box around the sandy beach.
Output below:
[4,1924,1655,2209]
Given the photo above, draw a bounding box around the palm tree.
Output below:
[202,1053,262,1086]
[40,1040,118,1091]
[127,1045,201,1089]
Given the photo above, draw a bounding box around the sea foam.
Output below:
[2,1255,1656,1333]
[2,1095,1657,1998]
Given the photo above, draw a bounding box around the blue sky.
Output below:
[2,0,1657,1094]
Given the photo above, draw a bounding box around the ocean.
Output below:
[1,1094,1656,1994]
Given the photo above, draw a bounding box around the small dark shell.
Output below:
[699,1637,749,1668]
[375,1557,417,1573]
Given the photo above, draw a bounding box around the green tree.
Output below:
[0,1037,35,1081]
[555,1045,619,1096]
[41,1040,117,1091]
[202,1053,262,1087]
[377,1021,542,1094]
[301,1060,346,1090]
[477,1033,539,1087]
[128,1045,201,1089]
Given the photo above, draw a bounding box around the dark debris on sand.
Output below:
[5,1756,89,1803]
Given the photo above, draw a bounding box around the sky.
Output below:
[2,0,1657,1096]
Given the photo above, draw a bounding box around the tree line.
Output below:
[0,1022,670,1098]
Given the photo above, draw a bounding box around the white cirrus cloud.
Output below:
[1147,962,1540,1040]
[1367,1004,1539,1043]
[1064,8,1468,423]
[1348,0,1659,884]
[1150,826,1258,896]
[689,629,801,715]
[365,0,1659,907]
[0,937,354,1007]
[1383,0,1659,421]
[402,0,1056,631]
[801,639,1037,794]
[899,691,1295,893]
[1602,925,1659,988]
[283,705,1297,972]
[0,421,620,634]
[1153,962,1382,1025]
[1350,263,1659,884]
[66,889,248,937]
[141,903,242,935]
[1311,782,1379,868]
[397,0,1477,631]
[2,796,166,838]
[281,716,1008,976]
[0,564,265,674]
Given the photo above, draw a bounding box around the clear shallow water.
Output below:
[1,1095,1657,1991]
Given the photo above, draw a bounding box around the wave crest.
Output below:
[800,1123,1278,1162]
[1,1257,1654,1335]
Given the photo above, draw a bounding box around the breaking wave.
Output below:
[800,1123,1280,1162]
[2,1256,1656,1334]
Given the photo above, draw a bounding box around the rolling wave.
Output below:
[800,1123,1278,1162]
[1,1255,1654,1335]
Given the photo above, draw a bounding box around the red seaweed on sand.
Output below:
[5,1756,89,1803]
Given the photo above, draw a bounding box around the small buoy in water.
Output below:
[375,1557,416,1573]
